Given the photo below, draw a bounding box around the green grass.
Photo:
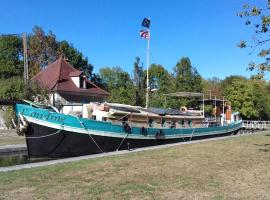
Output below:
[0,129,25,146]
[1,132,270,199]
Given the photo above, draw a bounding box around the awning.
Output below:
[164,92,204,97]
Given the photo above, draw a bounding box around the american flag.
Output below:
[140,30,150,39]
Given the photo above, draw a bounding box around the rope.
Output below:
[179,123,186,142]
[76,117,104,153]
[116,113,130,121]
[22,115,64,139]
[189,127,196,141]
[116,132,129,151]
[25,129,62,139]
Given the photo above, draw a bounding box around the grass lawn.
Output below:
[1,132,270,199]
[0,129,25,146]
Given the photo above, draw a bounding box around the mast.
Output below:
[214,96,217,121]
[146,32,150,108]
[202,94,205,118]
[140,17,151,108]
[22,33,29,87]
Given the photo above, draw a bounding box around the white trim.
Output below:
[24,116,241,140]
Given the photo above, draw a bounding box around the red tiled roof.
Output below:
[32,57,109,97]
[69,71,83,77]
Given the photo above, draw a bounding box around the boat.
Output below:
[14,93,242,157]
[13,18,242,157]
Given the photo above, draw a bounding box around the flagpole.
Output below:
[140,17,151,108]
[146,32,150,108]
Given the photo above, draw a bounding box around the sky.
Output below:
[0,0,265,79]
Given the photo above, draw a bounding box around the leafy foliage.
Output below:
[99,67,135,105]
[0,36,23,78]
[133,57,145,106]
[0,77,25,100]
[202,77,223,98]
[174,57,202,92]
[0,77,49,127]
[148,64,174,108]
[222,76,270,119]
[238,2,270,78]
[58,40,94,79]
[28,26,59,77]
[171,57,203,109]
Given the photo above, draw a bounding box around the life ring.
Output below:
[180,106,187,112]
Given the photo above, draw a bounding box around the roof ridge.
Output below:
[85,78,110,95]
[55,57,63,91]
[31,60,55,80]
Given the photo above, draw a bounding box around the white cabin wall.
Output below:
[62,105,83,115]
[49,93,64,105]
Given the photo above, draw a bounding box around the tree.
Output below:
[202,77,223,98]
[28,26,97,82]
[172,57,203,109]
[202,77,223,117]
[58,40,94,79]
[133,57,145,106]
[251,79,270,119]
[148,64,174,108]
[0,35,23,78]
[28,26,59,77]
[238,2,270,78]
[222,76,270,119]
[222,77,256,119]
[174,57,202,92]
[99,67,135,105]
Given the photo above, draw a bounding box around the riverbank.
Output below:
[0,129,25,146]
[1,132,270,199]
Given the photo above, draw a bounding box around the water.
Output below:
[0,155,56,167]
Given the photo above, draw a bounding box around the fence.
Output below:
[242,120,270,130]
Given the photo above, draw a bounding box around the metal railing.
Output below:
[242,120,270,130]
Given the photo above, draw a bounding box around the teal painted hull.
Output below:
[15,103,242,157]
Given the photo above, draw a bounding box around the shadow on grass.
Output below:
[254,143,270,152]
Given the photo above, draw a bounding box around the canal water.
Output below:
[0,155,56,167]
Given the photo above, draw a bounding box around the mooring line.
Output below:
[76,117,104,153]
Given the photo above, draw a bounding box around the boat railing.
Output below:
[242,120,270,130]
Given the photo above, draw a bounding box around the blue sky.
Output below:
[0,0,264,79]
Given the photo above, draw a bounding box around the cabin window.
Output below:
[161,119,166,127]
[170,121,176,128]
[179,120,184,127]
[188,120,192,127]
[148,119,154,127]
[102,117,107,121]
[92,115,96,120]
